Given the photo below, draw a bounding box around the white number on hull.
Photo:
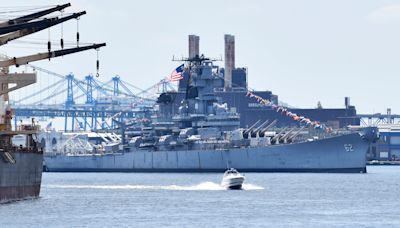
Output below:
[344,144,354,152]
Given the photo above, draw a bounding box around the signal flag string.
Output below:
[214,68,333,133]
[245,91,332,132]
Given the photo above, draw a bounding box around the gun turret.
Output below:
[243,120,261,138]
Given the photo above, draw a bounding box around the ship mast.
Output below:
[173,55,220,101]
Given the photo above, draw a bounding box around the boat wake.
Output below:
[45,182,263,191]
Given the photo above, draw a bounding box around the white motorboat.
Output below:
[221,168,245,190]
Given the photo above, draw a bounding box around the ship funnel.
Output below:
[188,35,200,58]
[345,97,350,109]
[224,34,235,91]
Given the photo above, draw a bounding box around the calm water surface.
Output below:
[1,166,400,227]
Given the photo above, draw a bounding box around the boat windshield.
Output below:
[224,168,239,176]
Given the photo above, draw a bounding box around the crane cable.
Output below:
[76,17,80,47]
[60,9,64,49]
[96,49,99,77]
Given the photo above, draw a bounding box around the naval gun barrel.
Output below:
[259,119,277,136]
[243,120,261,136]
[253,120,270,133]
[252,120,270,136]
[271,127,288,142]
[279,128,297,142]
[287,126,306,142]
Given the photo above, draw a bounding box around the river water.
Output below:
[1,166,400,227]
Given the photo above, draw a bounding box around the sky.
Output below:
[1,0,400,114]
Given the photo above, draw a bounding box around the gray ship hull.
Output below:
[1,152,43,203]
[44,133,368,173]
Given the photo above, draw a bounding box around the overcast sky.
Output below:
[2,0,400,114]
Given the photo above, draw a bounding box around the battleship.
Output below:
[0,4,105,203]
[43,54,378,173]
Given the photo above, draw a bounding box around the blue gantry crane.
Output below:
[11,65,157,132]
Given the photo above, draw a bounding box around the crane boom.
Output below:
[0,3,71,28]
[0,12,86,46]
[0,18,58,36]
[0,43,106,68]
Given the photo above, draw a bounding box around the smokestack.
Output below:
[224,34,235,91]
[188,35,199,58]
[345,97,350,109]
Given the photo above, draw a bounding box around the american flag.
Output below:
[169,64,184,82]
[46,121,52,131]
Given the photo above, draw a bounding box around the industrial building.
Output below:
[368,125,400,161]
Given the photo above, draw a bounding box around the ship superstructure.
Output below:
[173,35,360,129]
